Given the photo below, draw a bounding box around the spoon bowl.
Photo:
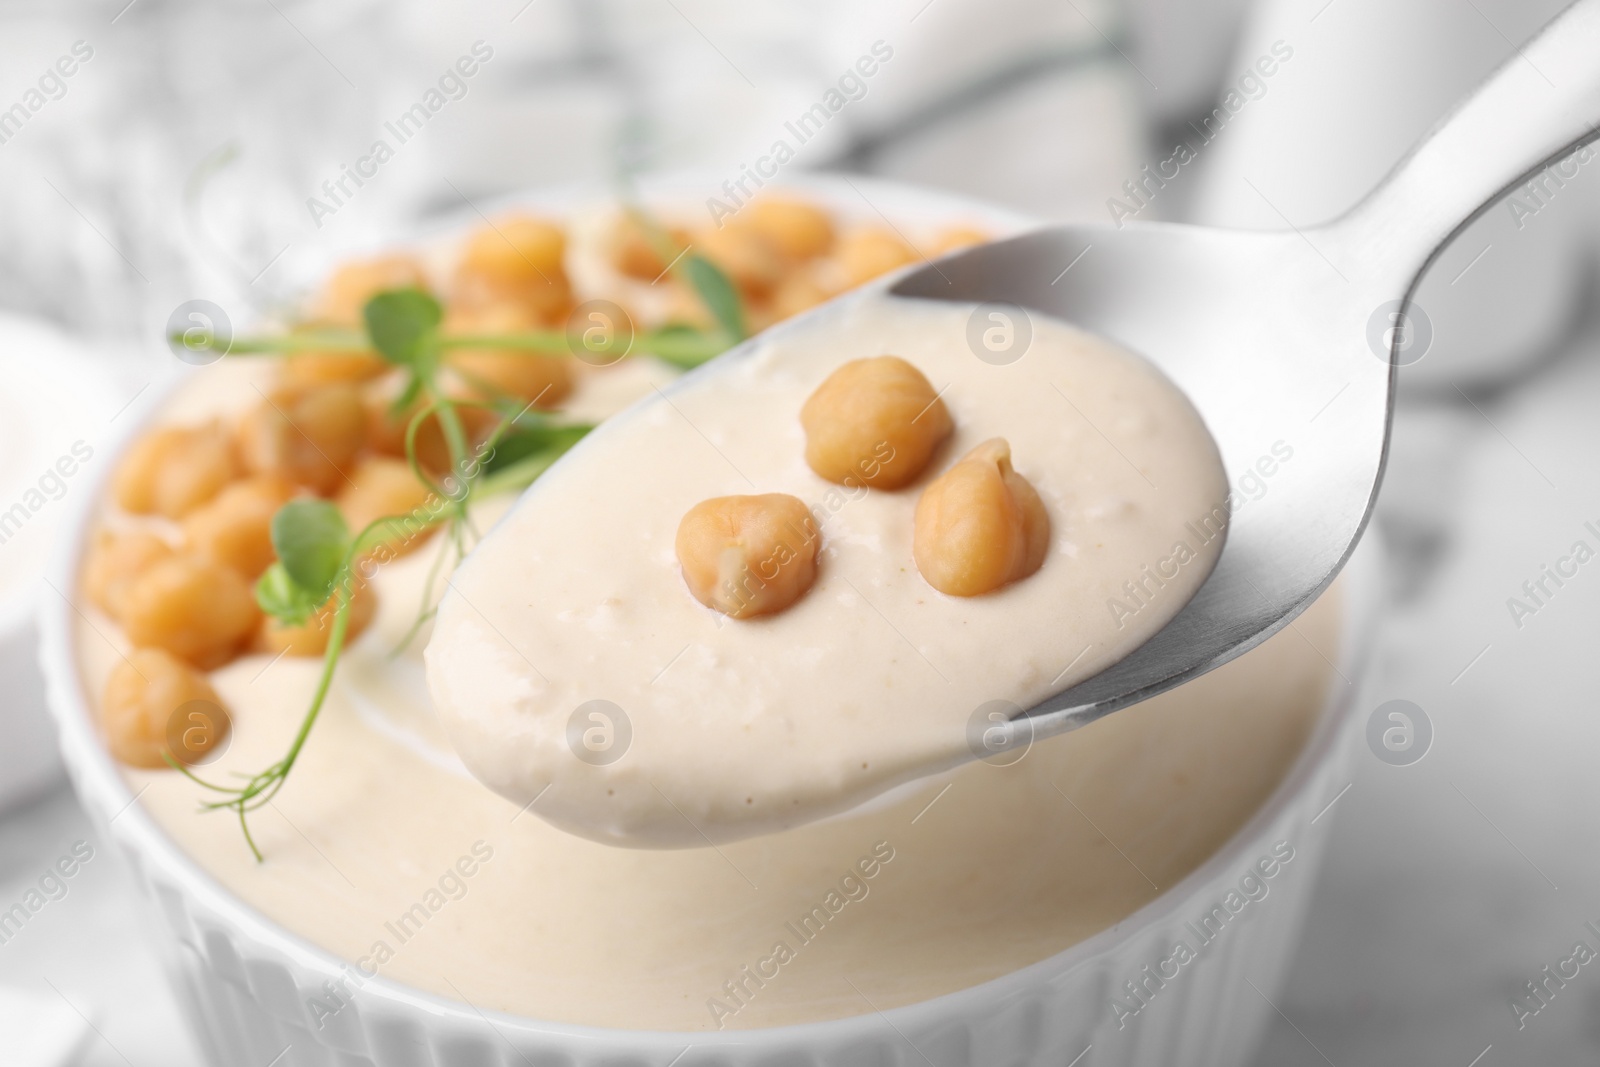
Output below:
[894,0,1600,743]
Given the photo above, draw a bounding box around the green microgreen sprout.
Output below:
[624,203,747,345]
[170,298,601,859]
[167,211,747,860]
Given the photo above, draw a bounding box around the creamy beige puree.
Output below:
[82,572,1339,1031]
[428,295,1233,846]
[75,323,1344,1023]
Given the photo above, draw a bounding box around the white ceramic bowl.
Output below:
[38,175,1383,1067]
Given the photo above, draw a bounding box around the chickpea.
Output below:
[236,383,367,495]
[743,302,780,337]
[454,217,572,325]
[929,226,991,256]
[338,457,437,558]
[113,422,239,519]
[835,228,918,287]
[769,270,838,321]
[914,438,1050,597]
[83,530,174,620]
[444,303,573,408]
[182,475,297,579]
[315,255,431,327]
[695,225,784,300]
[459,217,566,284]
[609,215,690,281]
[676,494,821,619]
[365,387,495,475]
[745,198,835,260]
[112,431,176,514]
[280,350,390,389]
[122,554,261,669]
[662,283,716,331]
[102,648,231,769]
[800,356,953,490]
[258,580,378,657]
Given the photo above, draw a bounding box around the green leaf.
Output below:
[363,289,443,372]
[255,562,323,626]
[679,254,745,342]
[484,420,593,475]
[623,202,745,343]
[643,323,733,369]
[270,500,350,602]
[471,421,593,498]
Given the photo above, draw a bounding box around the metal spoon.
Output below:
[891,0,1600,745]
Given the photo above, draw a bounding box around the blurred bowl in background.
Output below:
[0,313,119,813]
[1190,0,1598,392]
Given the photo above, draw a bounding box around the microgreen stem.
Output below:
[393,533,454,658]
[436,331,569,351]
[167,329,371,355]
[267,583,352,784]
[179,325,730,368]
[174,554,357,862]
[472,447,574,499]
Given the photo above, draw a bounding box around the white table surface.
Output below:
[1253,286,1600,1064]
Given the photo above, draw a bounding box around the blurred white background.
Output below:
[1,0,1598,1063]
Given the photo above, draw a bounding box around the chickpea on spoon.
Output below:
[675,357,1050,619]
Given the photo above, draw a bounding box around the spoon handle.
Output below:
[1333,0,1600,287]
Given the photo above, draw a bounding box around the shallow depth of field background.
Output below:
[1,1,1598,1063]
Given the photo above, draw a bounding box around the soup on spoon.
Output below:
[425,290,1229,846]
